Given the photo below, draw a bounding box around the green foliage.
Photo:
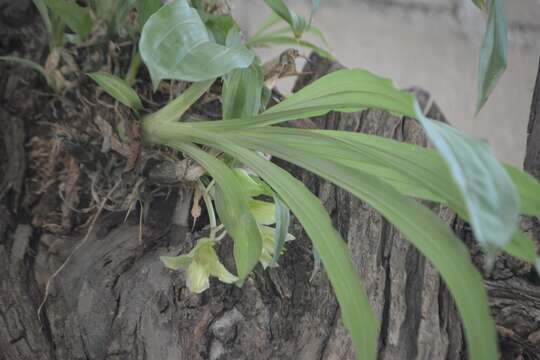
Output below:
[139,0,254,88]
[41,0,93,40]
[477,0,508,112]
[136,0,162,29]
[87,72,143,112]
[0,56,62,92]
[222,62,264,119]
[142,64,540,358]
[271,195,291,266]
[472,0,486,9]
[32,0,539,358]
[177,143,263,283]
[414,101,518,253]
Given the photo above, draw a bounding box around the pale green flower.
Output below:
[160,238,238,293]
[259,225,295,269]
[248,199,276,225]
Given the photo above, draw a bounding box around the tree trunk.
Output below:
[1,28,539,360]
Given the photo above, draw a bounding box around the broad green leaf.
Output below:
[217,132,497,360]
[174,143,262,282]
[247,35,334,60]
[88,72,142,111]
[272,194,291,265]
[136,0,162,28]
[142,78,215,126]
[139,0,254,88]
[477,0,507,112]
[222,63,264,119]
[414,101,519,250]
[42,0,93,39]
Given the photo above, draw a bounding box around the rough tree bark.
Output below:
[1,31,539,360]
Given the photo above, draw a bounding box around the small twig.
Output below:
[37,181,121,320]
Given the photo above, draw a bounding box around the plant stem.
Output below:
[125,51,142,86]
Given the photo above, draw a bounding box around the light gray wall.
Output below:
[232,0,540,166]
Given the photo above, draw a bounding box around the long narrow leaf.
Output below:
[88,72,143,112]
[214,133,498,360]
[271,194,290,265]
[477,0,507,112]
[247,35,334,60]
[225,127,538,264]
[142,78,215,126]
[170,143,263,282]
[142,124,379,360]
[414,101,519,250]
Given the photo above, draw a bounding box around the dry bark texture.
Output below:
[0,20,539,359]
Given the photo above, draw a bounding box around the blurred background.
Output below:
[232,0,540,167]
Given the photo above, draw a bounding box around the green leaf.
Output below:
[225,126,538,267]
[87,72,143,111]
[142,78,215,125]
[248,199,276,225]
[214,141,378,360]
[472,0,486,9]
[136,0,162,28]
[222,62,264,119]
[504,165,540,216]
[205,15,236,45]
[414,101,519,250]
[139,0,254,88]
[264,0,308,37]
[32,0,53,36]
[477,0,507,112]
[247,35,334,60]
[141,121,378,358]
[193,69,416,131]
[309,0,321,25]
[251,12,283,40]
[42,0,93,39]
[272,194,290,265]
[175,143,263,283]
[218,132,498,360]
[233,168,266,197]
[259,225,294,269]
[0,56,57,91]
